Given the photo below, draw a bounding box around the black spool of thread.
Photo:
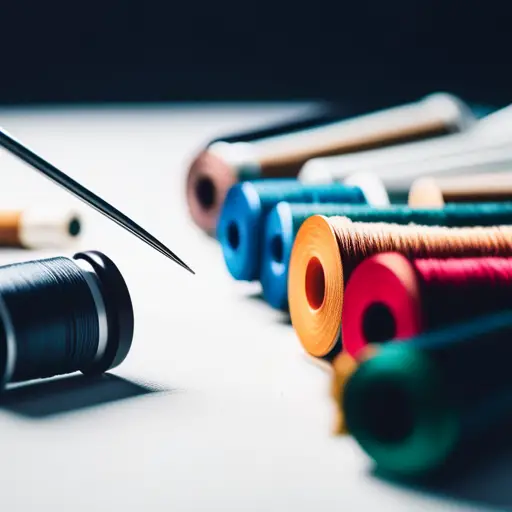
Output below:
[0,250,133,389]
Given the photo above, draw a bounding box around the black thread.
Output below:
[0,257,100,382]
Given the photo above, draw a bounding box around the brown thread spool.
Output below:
[330,347,379,435]
[301,349,362,435]
[330,351,358,435]
[186,93,474,234]
[288,216,512,359]
[408,172,512,208]
[0,208,81,248]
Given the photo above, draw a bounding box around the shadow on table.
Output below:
[246,291,265,302]
[0,373,161,418]
[371,425,512,511]
[276,312,292,325]
[245,290,293,325]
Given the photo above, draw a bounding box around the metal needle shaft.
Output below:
[0,127,194,275]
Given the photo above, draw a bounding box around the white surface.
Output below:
[0,103,509,512]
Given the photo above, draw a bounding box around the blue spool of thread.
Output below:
[260,201,512,310]
[217,179,378,281]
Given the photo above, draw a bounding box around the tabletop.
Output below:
[0,103,510,512]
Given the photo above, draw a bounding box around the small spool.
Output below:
[343,311,512,476]
[261,201,512,311]
[0,250,134,390]
[330,347,378,435]
[331,351,357,435]
[342,253,512,357]
[217,179,374,282]
[288,216,512,359]
[408,172,512,208]
[0,207,82,249]
[187,93,474,234]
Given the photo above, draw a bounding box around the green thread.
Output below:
[286,202,512,231]
[343,312,512,476]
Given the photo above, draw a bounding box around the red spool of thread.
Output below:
[342,253,512,358]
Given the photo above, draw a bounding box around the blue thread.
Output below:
[260,201,512,310]
[217,179,367,281]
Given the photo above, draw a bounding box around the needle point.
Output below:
[0,126,195,275]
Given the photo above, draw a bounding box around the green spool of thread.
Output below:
[343,311,512,477]
[260,201,512,310]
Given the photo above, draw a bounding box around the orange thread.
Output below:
[0,210,23,246]
[288,215,512,358]
[330,351,357,435]
[330,346,379,435]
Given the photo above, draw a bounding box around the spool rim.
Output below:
[343,172,390,208]
[261,202,294,310]
[0,294,16,389]
[288,215,344,358]
[422,92,476,132]
[217,182,262,281]
[344,344,458,475]
[186,147,236,235]
[342,253,424,358]
[408,177,445,208]
[298,158,334,184]
[74,251,134,375]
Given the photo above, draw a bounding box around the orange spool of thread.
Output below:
[0,207,81,248]
[408,172,512,208]
[288,216,512,359]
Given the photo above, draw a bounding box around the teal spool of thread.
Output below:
[260,201,512,310]
[343,311,512,477]
[217,179,381,281]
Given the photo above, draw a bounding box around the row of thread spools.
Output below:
[185,92,512,479]
[0,165,135,393]
[0,205,135,395]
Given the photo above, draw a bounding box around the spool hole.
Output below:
[305,257,325,310]
[362,302,396,343]
[227,222,240,251]
[357,379,415,444]
[270,235,284,264]
[195,177,215,209]
[68,217,81,237]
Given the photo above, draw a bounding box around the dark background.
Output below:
[2,1,511,110]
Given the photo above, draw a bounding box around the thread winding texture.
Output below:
[343,254,512,357]
[261,201,512,310]
[288,215,512,357]
[0,257,99,383]
[218,180,366,281]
